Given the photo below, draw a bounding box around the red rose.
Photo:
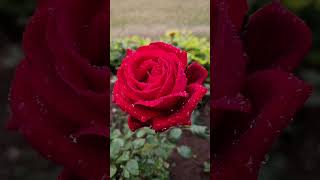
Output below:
[113,42,208,132]
[7,0,108,179]
[212,1,312,180]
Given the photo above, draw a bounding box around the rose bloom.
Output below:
[7,0,108,179]
[212,1,312,180]
[113,42,208,132]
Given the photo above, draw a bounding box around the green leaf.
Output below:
[126,159,139,175]
[110,165,117,177]
[203,161,210,173]
[190,125,209,139]
[132,138,146,149]
[110,138,125,158]
[111,129,121,139]
[123,168,130,178]
[116,151,130,163]
[191,110,201,124]
[177,146,192,159]
[136,129,146,138]
[168,128,182,142]
[113,138,125,146]
[123,141,132,151]
[146,135,158,145]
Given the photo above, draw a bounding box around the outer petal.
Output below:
[58,169,83,180]
[9,60,107,179]
[128,116,150,132]
[135,91,188,110]
[212,0,247,100]
[152,84,207,131]
[186,62,208,85]
[212,93,251,113]
[226,0,248,31]
[113,82,160,122]
[244,2,312,72]
[149,42,188,68]
[212,70,312,180]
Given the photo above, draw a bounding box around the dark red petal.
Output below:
[135,91,188,110]
[212,93,251,113]
[9,59,107,180]
[113,82,160,122]
[244,2,312,72]
[212,0,247,99]
[186,62,208,85]
[128,116,150,131]
[171,67,188,94]
[73,126,108,139]
[80,12,108,66]
[213,70,312,180]
[149,42,188,68]
[227,0,248,31]
[211,93,251,130]
[152,84,207,131]
[58,169,83,180]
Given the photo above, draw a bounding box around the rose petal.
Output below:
[213,70,312,180]
[150,42,188,68]
[186,62,208,85]
[244,2,312,72]
[128,116,150,131]
[9,59,107,179]
[152,84,207,131]
[58,169,83,180]
[212,0,247,100]
[212,93,251,113]
[226,0,248,31]
[135,91,188,110]
[113,82,160,122]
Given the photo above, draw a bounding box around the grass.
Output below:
[111,0,210,38]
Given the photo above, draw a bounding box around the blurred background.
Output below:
[110,0,209,38]
[0,0,319,179]
[0,1,61,180]
[250,1,320,180]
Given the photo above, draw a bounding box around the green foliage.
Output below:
[110,36,151,73]
[203,161,210,173]
[110,105,210,179]
[110,125,173,179]
[177,145,192,159]
[110,31,210,75]
[161,30,210,70]
[110,108,196,179]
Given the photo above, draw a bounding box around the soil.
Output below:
[169,103,210,180]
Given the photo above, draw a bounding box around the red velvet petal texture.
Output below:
[212,70,312,180]
[113,42,208,132]
[227,0,248,31]
[212,1,312,180]
[152,84,207,132]
[212,0,247,100]
[186,62,208,85]
[8,0,109,179]
[244,2,312,72]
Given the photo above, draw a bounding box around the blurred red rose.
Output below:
[212,1,312,179]
[113,42,208,132]
[7,0,109,179]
